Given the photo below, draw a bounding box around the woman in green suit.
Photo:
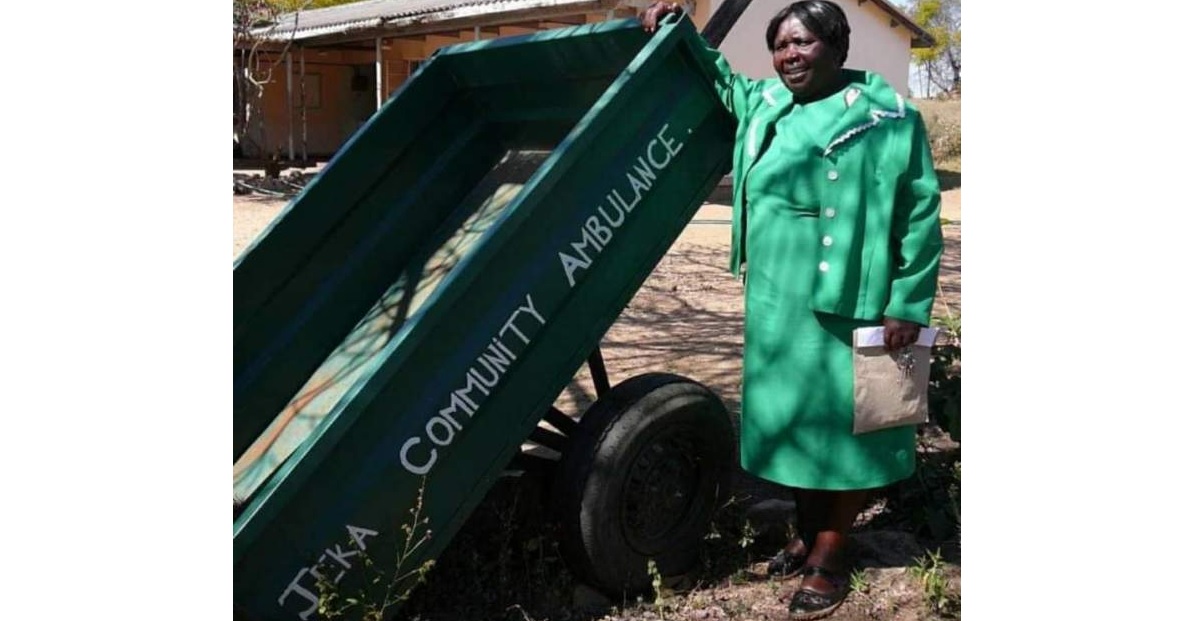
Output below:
[642,2,943,618]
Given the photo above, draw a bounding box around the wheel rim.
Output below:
[620,424,705,554]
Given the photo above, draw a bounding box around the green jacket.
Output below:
[703,48,943,326]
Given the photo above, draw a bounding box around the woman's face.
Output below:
[771,15,841,100]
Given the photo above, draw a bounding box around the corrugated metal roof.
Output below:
[256,0,611,41]
[864,0,935,47]
[253,0,934,49]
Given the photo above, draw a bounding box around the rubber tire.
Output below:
[553,373,735,597]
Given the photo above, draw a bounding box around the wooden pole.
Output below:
[375,37,383,110]
[300,49,308,163]
[700,0,754,47]
[286,52,294,161]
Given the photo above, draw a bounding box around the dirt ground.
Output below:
[233,182,962,620]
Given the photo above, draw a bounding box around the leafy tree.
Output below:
[233,1,310,161]
[909,0,960,97]
[233,0,374,162]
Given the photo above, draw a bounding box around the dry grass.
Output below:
[914,99,960,161]
[913,97,961,192]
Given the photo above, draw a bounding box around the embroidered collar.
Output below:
[824,91,906,156]
[820,70,908,157]
[747,72,906,160]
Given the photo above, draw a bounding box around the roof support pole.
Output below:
[300,49,308,163]
[375,36,383,110]
[474,26,481,41]
[286,52,294,161]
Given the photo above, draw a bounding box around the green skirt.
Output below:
[740,199,915,491]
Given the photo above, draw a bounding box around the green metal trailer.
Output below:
[234,14,745,621]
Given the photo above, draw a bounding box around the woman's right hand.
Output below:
[639,1,683,33]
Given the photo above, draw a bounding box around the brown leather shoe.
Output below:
[788,566,850,620]
[766,547,807,579]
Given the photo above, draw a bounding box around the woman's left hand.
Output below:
[882,316,920,351]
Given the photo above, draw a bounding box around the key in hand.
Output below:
[896,347,915,380]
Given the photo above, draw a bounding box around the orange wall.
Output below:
[245,45,430,157]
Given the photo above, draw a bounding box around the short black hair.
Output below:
[765,0,851,66]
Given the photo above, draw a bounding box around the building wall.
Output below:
[245,45,427,157]
[247,57,366,157]
[709,0,914,96]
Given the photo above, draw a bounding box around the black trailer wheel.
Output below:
[552,372,735,597]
